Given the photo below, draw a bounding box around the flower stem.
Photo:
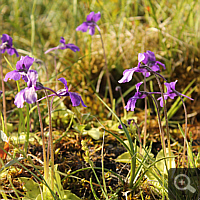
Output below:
[143,74,147,148]
[54,54,58,91]
[24,102,30,154]
[36,101,48,179]
[97,30,113,106]
[0,54,7,134]
[44,89,54,192]
[149,94,167,156]
[117,86,126,118]
[154,75,171,167]
[179,97,187,167]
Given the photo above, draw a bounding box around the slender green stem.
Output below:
[117,86,126,118]
[149,94,167,156]
[16,81,26,148]
[154,74,171,167]
[143,74,147,148]
[54,54,58,91]
[98,30,113,106]
[24,102,30,154]
[179,97,187,166]
[46,133,50,176]
[44,89,54,192]
[36,101,48,180]
[0,54,7,134]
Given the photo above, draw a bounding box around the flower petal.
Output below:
[14,89,26,108]
[86,12,95,21]
[157,95,168,107]
[118,123,127,129]
[146,51,156,62]
[156,61,166,69]
[16,56,34,71]
[23,56,35,70]
[4,70,21,82]
[69,92,87,107]
[0,48,6,54]
[58,78,68,91]
[27,70,38,87]
[24,87,37,104]
[118,68,136,83]
[64,44,80,52]
[44,47,59,54]
[7,48,16,56]
[93,12,101,22]
[76,22,88,32]
[151,64,160,72]
[1,34,13,46]
[138,53,148,64]
[125,97,137,111]
[89,26,95,35]
[135,82,143,92]
[60,37,66,44]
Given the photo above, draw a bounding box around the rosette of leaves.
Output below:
[20,164,81,200]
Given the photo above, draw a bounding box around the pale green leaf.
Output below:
[155,148,176,175]
[115,152,131,163]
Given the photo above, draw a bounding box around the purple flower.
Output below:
[45,37,80,54]
[125,82,147,111]
[138,51,165,72]
[118,66,148,83]
[0,91,2,97]
[14,70,39,108]
[4,56,34,82]
[118,51,165,83]
[118,123,126,129]
[0,34,19,57]
[118,119,134,129]
[157,80,194,107]
[56,78,87,107]
[76,12,101,35]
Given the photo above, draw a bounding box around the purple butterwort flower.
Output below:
[45,37,80,54]
[125,82,147,112]
[118,119,134,129]
[157,80,194,107]
[0,34,19,57]
[118,51,165,83]
[138,51,165,73]
[56,78,86,107]
[4,56,34,82]
[118,123,126,129]
[14,70,39,108]
[118,66,148,84]
[0,91,2,97]
[76,11,101,35]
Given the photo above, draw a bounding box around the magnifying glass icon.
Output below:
[174,174,196,193]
